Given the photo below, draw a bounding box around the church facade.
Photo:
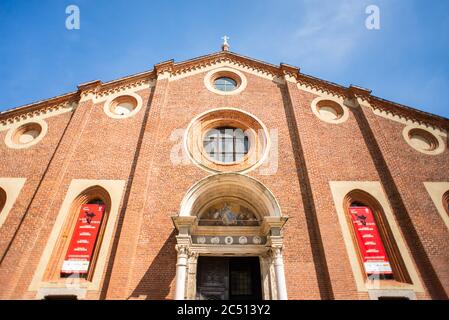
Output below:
[0,44,448,300]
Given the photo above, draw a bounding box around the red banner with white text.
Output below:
[61,204,105,275]
[349,206,392,275]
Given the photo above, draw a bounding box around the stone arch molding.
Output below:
[172,173,288,300]
[179,172,281,220]
[29,179,125,299]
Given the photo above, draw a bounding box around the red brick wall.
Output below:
[0,65,447,300]
[362,107,449,297]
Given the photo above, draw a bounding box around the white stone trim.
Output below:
[203,67,247,96]
[179,173,282,219]
[0,102,76,131]
[28,179,125,295]
[0,178,26,229]
[310,96,350,125]
[184,107,271,174]
[329,181,424,293]
[4,118,48,149]
[296,82,345,99]
[424,182,449,232]
[94,80,154,104]
[402,125,445,155]
[35,287,87,300]
[368,289,417,300]
[368,102,447,137]
[171,60,285,85]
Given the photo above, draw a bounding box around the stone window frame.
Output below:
[0,188,5,214]
[368,289,416,300]
[103,91,143,119]
[402,125,445,155]
[310,96,350,125]
[43,186,112,283]
[0,178,26,229]
[4,118,48,149]
[184,107,270,174]
[329,181,424,294]
[204,67,247,96]
[444,191,449,216]
[424,182,449,231]
[343,190,412,284]
[29,179,125,299]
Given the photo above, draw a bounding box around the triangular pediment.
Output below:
[1,50,448,132]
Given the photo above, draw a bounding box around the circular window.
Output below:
[5,120,47,149]
[104,93,143,119]
[408,129,437,151]
[203,126,249,163]
[317,101,343,120]
[311,97,349,124]
[402,126,444,155]
[214,77,237,92]
[185,108,269,173]
[113,101,135,116]
[204,67,247,95]
[16,124,41,145]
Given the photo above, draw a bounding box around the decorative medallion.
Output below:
[192,235,266,245]
[239,236,248,244]
[253,236,262,245]
[210,237,220,244]
[197,236,206,244]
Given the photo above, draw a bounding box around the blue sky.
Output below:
[0,0,448,118]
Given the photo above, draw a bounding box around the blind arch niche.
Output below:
[45,185,112,282]
[343,189,412,284]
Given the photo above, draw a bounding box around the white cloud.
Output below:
[289,0,368,69]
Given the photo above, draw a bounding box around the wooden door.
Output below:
[197,257,229,300]
[196,257,262,300]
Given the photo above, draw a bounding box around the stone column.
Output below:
[267,231,288,301]
[271,246,288,300]
[172,217,196,300]
[174,244,189,300]
[186,252,199,300]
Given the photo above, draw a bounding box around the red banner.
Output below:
[349,206,392,275]
[61,204,105,275]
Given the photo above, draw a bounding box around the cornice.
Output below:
[280,63,300,82]
[367,97,448,134]
[95,76,155,102]
[1,50,447,134]
[0,99,77,130]
[171,51,283,81]
[297,73,350,99]
[0,73,156,125]
[348,85,372,102]
[155,60,174,79]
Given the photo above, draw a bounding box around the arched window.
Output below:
[44,186,111,282]
[344,190,411,284]
[443,191,449,216]
[0,188,6,214]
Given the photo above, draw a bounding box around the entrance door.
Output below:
[197,257,262,300]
